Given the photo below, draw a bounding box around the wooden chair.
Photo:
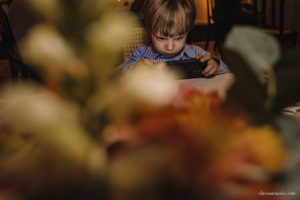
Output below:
[205,0,253,52]
[0,2,40,81]
[122,27,150,61]
[253,0,298,49]
[205,0,215,50]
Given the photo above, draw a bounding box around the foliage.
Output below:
[0,1,299,200]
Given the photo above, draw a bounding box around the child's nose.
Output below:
[165,40,174,51]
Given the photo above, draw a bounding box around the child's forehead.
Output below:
[152,31,187,38]
[152,32,186,37]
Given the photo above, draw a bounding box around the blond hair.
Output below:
[144,0,196,37]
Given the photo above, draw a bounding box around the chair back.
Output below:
[123,27,150,61]
[207,0,215,25]
[0,3,20,60]
[254,0,286,38]
[204,0,215,50]
[253,0,298,48]
[0,4,40,80]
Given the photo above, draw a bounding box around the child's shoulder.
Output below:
[185,44,208,56]
[185,44,205,51]
[130,45,154,58]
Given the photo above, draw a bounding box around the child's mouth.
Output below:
[164,53,176,57]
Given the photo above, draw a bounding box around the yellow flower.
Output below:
[241,126,288,173]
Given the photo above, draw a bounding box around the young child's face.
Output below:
[151,32,188,58]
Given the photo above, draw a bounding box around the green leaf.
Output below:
[272,47,300,112]
[224,26,280,77]
[222,49,272,124]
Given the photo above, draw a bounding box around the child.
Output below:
[122,0,230,77]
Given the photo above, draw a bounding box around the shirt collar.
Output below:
[145,45,197,60]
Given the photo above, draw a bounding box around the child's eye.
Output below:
[175,36,184,40]
[156,37,166,41]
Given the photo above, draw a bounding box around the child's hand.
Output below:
[196,54,219,77]
[133,58,156,70]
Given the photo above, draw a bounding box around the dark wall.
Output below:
[292,0,300,44]
[187,24,216,43]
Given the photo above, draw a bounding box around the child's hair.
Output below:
[144,0,196,37]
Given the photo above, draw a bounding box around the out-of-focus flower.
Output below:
[85,12,137,80]
[0,83,108,196]
[27,0,63,23]
[80,0,113,18]
[239,126,288,173]
[105,88,288,200]
[21,25,88,81]
[0,83,93,163]
[108,145,172,200]
[121,62,179,106]
[86,12,135,52]
[86,62,180,123]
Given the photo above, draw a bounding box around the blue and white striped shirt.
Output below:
[122,44,230,74]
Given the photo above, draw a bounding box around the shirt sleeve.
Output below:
[193,46,231,75]
[121,47,145,72]
[212,56,231,74]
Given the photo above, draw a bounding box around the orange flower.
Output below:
[107,86,288,199]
